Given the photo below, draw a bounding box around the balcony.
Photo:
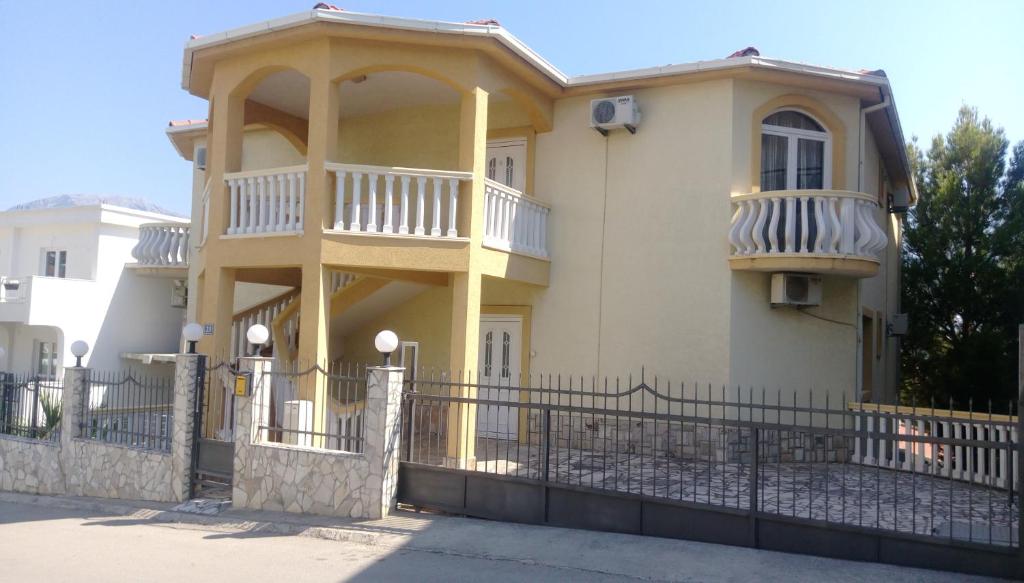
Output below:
[129,223,191,277]
[0,275,96,324]
[217,163,551,262]
[728,190,887,278]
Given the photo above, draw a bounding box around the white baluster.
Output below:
[431,177,442,237]
[738,200,757,255]
[277,174,287,231]
[839,197,856,254]
[399,175,411,235]
[447,178,459,237]
[247,177,258,233]
[799,196,809,253]
[367,173,379,232]
[728,203,747,254]
[415,176,426,236]
[228,180,239,234]
[752,199,769,254]
[767,198,781,253]
[813,197,826,252]
[297,172,305,231]
[540,208,548,257]
[267,175,277,232]
[349,172,362,232]
[784,196,796,253]
[334,170,347,230]
[288,173,298,231]
[259,176,269,233]
[827,197,841,253]
[383,174,395,234]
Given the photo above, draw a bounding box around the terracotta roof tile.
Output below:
[726,47,760,58]
[168,119,207,127]
[313,3,343,10]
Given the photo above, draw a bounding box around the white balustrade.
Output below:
[131,223,191,267]
[729,190,887,260]
[850,404,1018,490]
[483,178,550,259]
[326,163,472,239]
[225,165,307,235]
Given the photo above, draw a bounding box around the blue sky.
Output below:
[1,0,1021,214]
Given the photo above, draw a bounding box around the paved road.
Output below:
[0,499,1005,582]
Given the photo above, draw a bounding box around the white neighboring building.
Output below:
[0,202,189,377]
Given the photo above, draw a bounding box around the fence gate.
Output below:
[191,360,236,498]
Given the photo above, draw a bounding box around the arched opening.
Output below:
[760,109,831,191]
[238,69,311,169]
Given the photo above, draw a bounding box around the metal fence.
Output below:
[402,370,1021,550]
[0,373,64,442]
[81,370,174,452]
[260,362,367,452]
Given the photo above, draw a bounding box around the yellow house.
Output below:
[165,6,914,453]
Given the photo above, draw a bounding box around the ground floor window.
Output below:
[34,340,58,379]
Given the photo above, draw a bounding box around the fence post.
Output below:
[61,365,88,448]
[0,372,11,432]
[542,408,551,483]
[232,357,272,508]
[402,376,416,462]
[173,353,203,502]
[749,426,760,547]
[29,376,40,439]
[366,365,404,519]
[1016,323,1022,555]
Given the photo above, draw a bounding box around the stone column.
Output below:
[170,354,203,502]
[365,366,404,520]
[232,357,272,506]
[60,366,88,448]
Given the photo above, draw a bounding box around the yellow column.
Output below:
[204,79,245,242]
[294,40,339,447]
[446,87,488,468]
[196,265,235,362]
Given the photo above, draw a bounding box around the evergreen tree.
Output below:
[901,106,1022,409]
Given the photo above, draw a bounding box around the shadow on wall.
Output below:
[91,270,184,373]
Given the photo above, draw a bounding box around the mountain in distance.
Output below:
[7,194,185,217]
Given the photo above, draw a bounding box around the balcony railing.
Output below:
[728,190,887,276]
[327,163,471,239]
[132,223,190,267]
[225,165,307,235]
[483,179,550,259]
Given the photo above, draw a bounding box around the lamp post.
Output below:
[182,323,203,355]
[374,330,399,366]
[246,324,270,357]
[70,340,89,368]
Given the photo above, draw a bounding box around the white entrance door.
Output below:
[476,316,522,439]
[486,140,527,193]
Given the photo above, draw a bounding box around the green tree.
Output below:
[901,106,1023,410]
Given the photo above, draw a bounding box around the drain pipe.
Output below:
[855,93,891,402]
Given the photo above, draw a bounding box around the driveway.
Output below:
[0,495,1006,582]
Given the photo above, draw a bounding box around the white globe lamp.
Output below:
[246,324,270,357]
[182,322,203,354]
[70,340,90,368]
[374,329,399,366]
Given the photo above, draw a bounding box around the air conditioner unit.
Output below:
[171,280,188,308]
[888,313,909,336]
[590,95,641,135]
[888,185,911,214]
[770,273,822,307]
[196,146,208,171]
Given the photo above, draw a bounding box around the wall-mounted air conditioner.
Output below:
[770,273,822,307]
[590,95,641,135]
[196,146,208,171]
[888,185,911,214]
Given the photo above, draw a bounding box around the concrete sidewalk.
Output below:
[0,492,1005,582]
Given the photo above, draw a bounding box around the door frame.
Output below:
[480,305,532,441]
[486,137,531,193]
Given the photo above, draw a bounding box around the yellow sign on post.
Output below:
[234,374,249,397]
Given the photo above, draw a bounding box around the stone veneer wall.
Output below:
[0,356,199,502]
[232,360,403,519]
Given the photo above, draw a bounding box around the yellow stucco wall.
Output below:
[339,285,453,369]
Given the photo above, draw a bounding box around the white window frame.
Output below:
[41,249,68,278]
[761,108,832,190]
[34,340,58,379]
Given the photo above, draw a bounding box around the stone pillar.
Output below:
[232,357,272,506]
[170,354,203,502]
[365,366,404,519]
[60,366,89,448]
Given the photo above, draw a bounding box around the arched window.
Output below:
[760,110,831,191]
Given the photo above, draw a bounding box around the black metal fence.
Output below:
[259,362,367,452]
[0,373,64,442]
[402,370,1021,550]
[81,370,174,452]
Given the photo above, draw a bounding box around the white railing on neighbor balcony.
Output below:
[850,403,1018,490]
[729,190,887,260]
[326,163,472,239]
[131,223,190,267]
[225,165,307,235]
[483,178,550,259]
